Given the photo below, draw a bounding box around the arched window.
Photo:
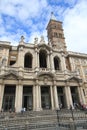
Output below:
[24,53,32,68]
[39,50,47,68]
[54,56,60,70]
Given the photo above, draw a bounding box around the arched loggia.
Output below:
[39,50,47,68]
[54,56,60,70]
[24,53,32,68]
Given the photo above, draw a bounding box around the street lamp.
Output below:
[70,106,74,121]
[70,106,76,130]
[56,109,60,124]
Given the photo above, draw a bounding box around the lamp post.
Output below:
[70,105,76,130]
[70,106,74,121]
[56,109,59,124]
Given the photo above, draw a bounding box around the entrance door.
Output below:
[70,87,79,104]
[23,95,33,110]
[23,86,33,111]
[57,87,65,108]
[2,85,16,111]
[41,86,51,109]
[3,95,15,111]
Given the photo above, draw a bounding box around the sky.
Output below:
[0,0,87,53]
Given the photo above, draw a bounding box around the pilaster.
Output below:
[35,48,39,71]
[50,50,54,72]
[33,85,36,111]
[78,84,86,104]
[50,85,54,110]
[47,52,50,70]
[64,86,70,109]
[35,79,42,111]
[53,85,59,109]
[61,53,66,71]
[15,81,23,112]
[67,86,74,109]
[0,83,4,111]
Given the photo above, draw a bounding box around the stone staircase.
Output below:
[0,109,87,130]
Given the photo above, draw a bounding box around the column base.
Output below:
[34,107,42,111]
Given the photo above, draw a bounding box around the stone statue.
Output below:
[34,37,38,44]
[40,36,45,44]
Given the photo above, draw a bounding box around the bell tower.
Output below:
[47,13,67,51]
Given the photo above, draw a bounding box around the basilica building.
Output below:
[0,16,87,112]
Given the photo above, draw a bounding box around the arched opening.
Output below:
[24,53,32,68]
[9,55,17,66]
[39,50,47,68]
[54,56,60,70]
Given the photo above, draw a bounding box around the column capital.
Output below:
[65,81,70,86]
[50,50,53,54]
[53,80,57,86]
[35,47,38,52]
[78,82,83,87]
[0,79,4,85]
[18,79,23,85]
[35,79,39,86]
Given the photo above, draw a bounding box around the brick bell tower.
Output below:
[46,12,67,51]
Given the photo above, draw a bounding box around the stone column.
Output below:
[35,48,39,71]
[69,57,75,71]
[64,86,71,109]
[47,52,50,70]
[77,86,86,104]
[0,84,4,111]
[37,50,39,69]
[50,86,54,110]
[33,85,36,111]
[53,85,59,109]
[61,53,66,71]
[50,51,54,72]
[18,47,24,68]
[67,86,74,108]
[35,85,40,111]
[80,63,85,81]
[15,83,23,112]
[38,86,42,109]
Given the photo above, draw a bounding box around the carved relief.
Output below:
[75,66,80,75]
[81,59,87,65]
[84,68,87,75]
[74,58,80,64]
[43,77,48,85]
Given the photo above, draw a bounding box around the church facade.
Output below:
[0,18,87,112]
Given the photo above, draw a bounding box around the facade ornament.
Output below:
[40,36,45,44]
[44,77,48,85]
[2,57,7,66]
[48,39,52,47]
[35,79,39,85]
[34,37,38,44]
[19,36,25,45]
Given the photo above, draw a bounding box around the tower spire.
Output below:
[46,13,67,51]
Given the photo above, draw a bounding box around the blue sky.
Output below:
[0,0,87,53]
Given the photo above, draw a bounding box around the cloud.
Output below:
[63,0,87,53]
[0,0,87,53]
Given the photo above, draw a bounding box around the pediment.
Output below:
[0,71,23,80]
[66,76,82,83]
[37,72,55,79]
[38,44,51,51]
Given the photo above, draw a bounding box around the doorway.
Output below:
[41,86,51,109]
[70,86,79,104]
[23,86,33,111]
[2,85,16,112]
[57,87,66,108]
